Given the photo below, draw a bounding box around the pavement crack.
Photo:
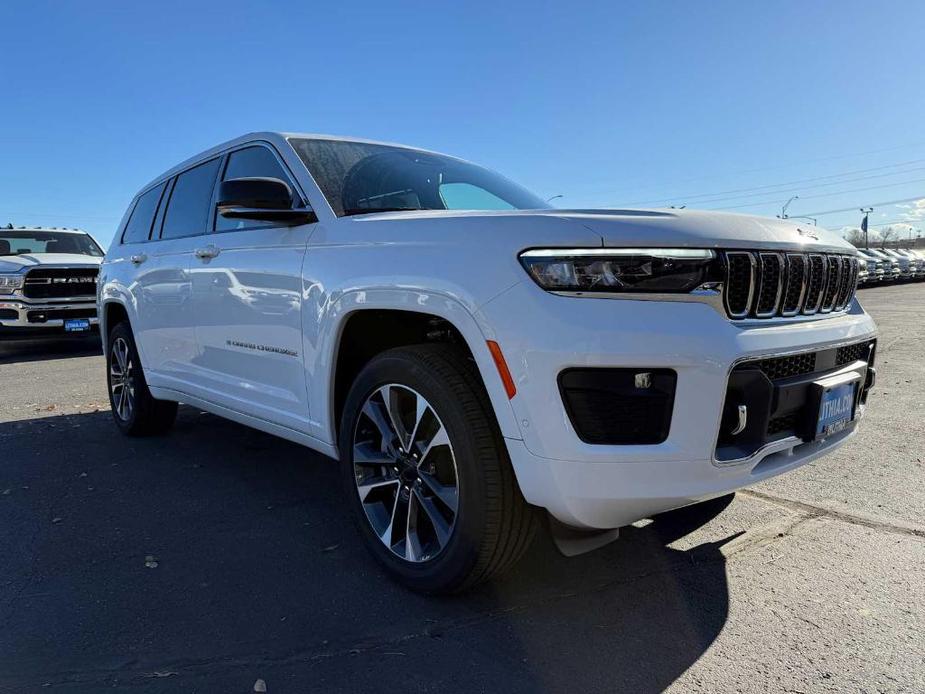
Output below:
[739,489,924,540]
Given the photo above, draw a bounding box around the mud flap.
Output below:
[547,515,620,557]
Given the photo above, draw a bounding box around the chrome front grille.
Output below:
[722,251,859,320]
[22,268,99,300]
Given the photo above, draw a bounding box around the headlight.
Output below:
[519,248,719,293]
[0,274,23,294]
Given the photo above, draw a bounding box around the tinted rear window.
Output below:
[122,182,166,244]
[161,158,221,239]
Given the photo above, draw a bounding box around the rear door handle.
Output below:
[194,245,220,260]
[130,254,147,265]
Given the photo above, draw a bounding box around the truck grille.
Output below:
[22,268,98,299]
[722,252,858,319]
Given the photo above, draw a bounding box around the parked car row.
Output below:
[856,247,925,285]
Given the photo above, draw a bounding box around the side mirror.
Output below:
[217,177,316,224]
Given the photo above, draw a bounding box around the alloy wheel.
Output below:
[109,337,136,422]
[352,384,459,563]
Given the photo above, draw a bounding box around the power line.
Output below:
[710,178,925,211]
[617,158,925,207]
[867,219,923,227]
[794,196,925,218]
[585,139,925,198]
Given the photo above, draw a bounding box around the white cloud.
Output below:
[898,198,925,221]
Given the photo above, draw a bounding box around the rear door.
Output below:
[188,143,315,430]
[133,157,222,390]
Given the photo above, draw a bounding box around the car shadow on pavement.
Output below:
[0,334,101,364]
[0,407,736,693]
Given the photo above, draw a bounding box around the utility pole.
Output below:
[860,207,873,250]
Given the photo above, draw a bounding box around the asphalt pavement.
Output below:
[0,284,922,693]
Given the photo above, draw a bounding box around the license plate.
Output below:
[816,381,857,438]
[64,318,90,333]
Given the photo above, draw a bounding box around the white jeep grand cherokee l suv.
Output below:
[99,132,878,593]
[0,226,103,336]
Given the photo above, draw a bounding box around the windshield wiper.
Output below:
[342,207,424,216]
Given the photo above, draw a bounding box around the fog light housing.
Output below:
[558,368,677,444]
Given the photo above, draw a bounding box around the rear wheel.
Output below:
[339,344,537,594]
[107,321,177,436]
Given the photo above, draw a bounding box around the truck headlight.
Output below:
[0,274,24,294]
[519,248,718,293]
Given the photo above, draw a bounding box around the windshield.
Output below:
[289,138,551,217]
[0,230,103,257]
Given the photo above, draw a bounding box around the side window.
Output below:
[122,182,166,244]
[160,158,222,239]
[215,146,295,232]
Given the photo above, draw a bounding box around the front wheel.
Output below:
[339,344,537,594]
[106,321,177,436]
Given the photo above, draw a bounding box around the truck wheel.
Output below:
[339,344,537,594]
[106,321,177,436]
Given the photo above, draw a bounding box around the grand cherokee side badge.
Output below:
[226,339,298,357]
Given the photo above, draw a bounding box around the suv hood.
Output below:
[0,254,103,273]
[545,209,853,253]
[356,208,855,253]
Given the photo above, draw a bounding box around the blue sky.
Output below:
[2,0,923,247]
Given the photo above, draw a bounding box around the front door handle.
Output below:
[130,254,147,265]
[194,245,220,260]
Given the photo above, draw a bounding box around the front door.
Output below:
[188,144,314,430]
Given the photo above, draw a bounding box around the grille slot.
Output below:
[781,254,807,316]
[835,258,858,309]
[723,251,856,319]
[755,253,784,316]
[820,256,841,312]
[803,254,826,315]
[724,252,755,317]
[23,268,98,299]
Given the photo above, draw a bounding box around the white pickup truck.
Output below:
[0,226,103,337]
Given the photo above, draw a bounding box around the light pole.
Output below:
[860,207,873,250]
[780,195,799,219]
[546,194,563,204]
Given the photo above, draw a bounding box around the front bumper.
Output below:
[478,281,878,529]
[0,299,98,330]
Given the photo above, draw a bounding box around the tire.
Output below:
[339,344,537,594]
[106,321,178,436]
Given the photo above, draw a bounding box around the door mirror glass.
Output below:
[217,177,315,224]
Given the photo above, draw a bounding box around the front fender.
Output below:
[307,287,521,449]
